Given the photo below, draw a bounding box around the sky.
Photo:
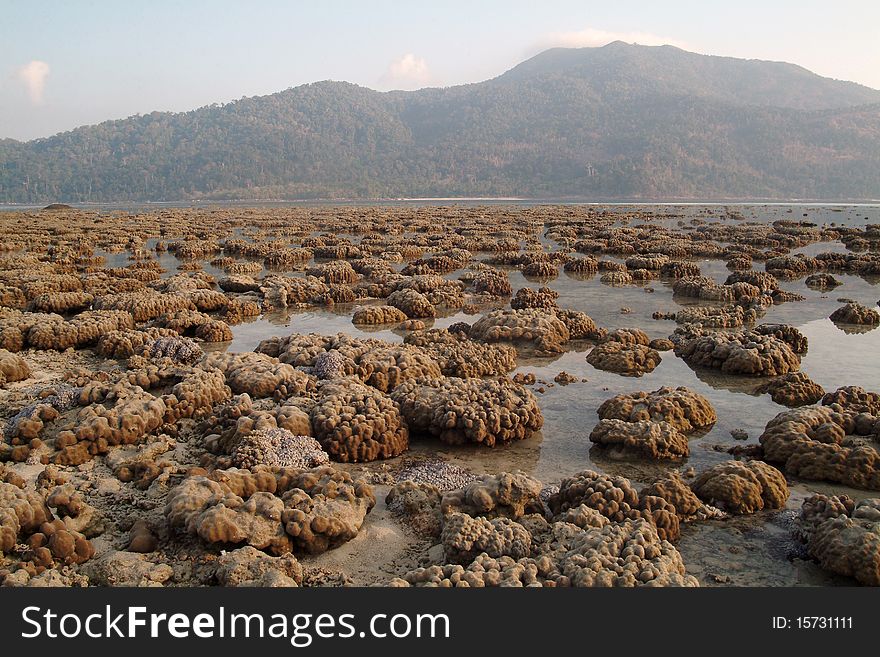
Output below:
[1,0,879,141]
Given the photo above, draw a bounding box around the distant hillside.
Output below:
[2,42,880,202]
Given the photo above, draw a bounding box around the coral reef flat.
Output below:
[1,202,879,587]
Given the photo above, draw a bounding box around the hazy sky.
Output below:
[2,0,879,140]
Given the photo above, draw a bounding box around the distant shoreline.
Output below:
[1,197,879,212]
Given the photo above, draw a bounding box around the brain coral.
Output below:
[391,376,543,446]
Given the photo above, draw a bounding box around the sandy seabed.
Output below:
[1,203,879,587]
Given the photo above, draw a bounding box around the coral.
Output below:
[759,405,880,489]
[469,308,570,354]
[511,286,559,311]
[165,465,376,555]
[548,470,641,522]
[586,341,661,376]
[307,261,360,285]
[822,386,880,414]
[756,372,825,407]
[673,330,800,376]
[215,546,303,587]
[441,512,532,564]
[147,334,204,365]
[805,273,841,290]
[805,500,880,586]
[660,261,700,279]
[440,472,543,520]
[589,419,690,459]
[218,275,260,293]
[355,343,442,392]
[309,380,409,462]
[639,473,704,519]
[352,305,408,325]
[672,276,762,303]
[97,327,178,359]
[690,460,789,514]
[555,309,605,341]
[231,428,329,470]
[472,269,511,296]
[95,290,194,322]
[30,291,94,314]
[55,385,168,465]
[403,328,518,377]
[385,480,443,537]
[597,386,716,433]
[564,256,598,275]
[0,349,30,387]
[314,350,348,379]
[205,351,313,399]
[752,323,808,355]
[387,288,436,318]
[391,376,543,446]
[393,519,696,587]
[830,302,880,326]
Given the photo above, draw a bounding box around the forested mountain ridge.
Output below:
[2,42,880,202]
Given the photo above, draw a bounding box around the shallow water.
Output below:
[168,203,880,492]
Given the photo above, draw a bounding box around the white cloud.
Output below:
[17,60,51,104]
[379,53,433,90]
[534,27,693,53]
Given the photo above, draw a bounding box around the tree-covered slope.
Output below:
[2,42,879,202]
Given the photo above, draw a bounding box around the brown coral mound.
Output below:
[804,273,841,290]
[752,323,808,354]
[355,343,442,392]
[440,472,543,519]
[589,419,690,459]
[403,328,517,378]
[440,512,532,564]
[385,480,443,537]
[215,545,303,587]
[759,405,880,489]
[310,380,409,462]
[351,305,408,325]
[97,327,178,359]
[597,386,716,433]
[205,351,313,399]
[548,470,641,522]
[821,386,880,414]
[555,309,605,341]
[391,376,543,447]
[469,308,570,354]
[55,386,168,465]
[564,256,598,275]
[803,499,880,586]
[27,310,134,350]
[472,269,512,296]
[673,330,800,376]
[586,341,661,376]
[308,261,360,285]
[690,460,789,514]
[672,276,762,303]
[30,291,95,314]
[95,290,194,322]
[387,288,436,318]
[165,465,376,554]
[640,473,703,519]
[830,302,880,326]
[511,286,558,311]
[0,349,30,386]
[756,372,825,407]
[392,518,696,587]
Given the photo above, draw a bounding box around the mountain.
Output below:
[2,42,880,203]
